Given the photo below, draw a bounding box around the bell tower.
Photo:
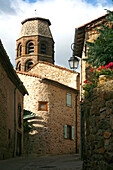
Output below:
[15,17,55,72]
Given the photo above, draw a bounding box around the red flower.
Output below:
[101,66,105,69]
[89,82,93,84]
[98,68,101,71]
[106,63,113,68]
[83,80,87,83]
[90,69,93,71]
[80,83,82,85]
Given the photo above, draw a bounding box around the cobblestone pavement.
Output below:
[0,154,83,170]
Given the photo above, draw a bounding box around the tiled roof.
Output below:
[78,12,109,29]
[74,12,110,58]
[27,61,77,73]
[16,71,78,91]
[16,70,43,79]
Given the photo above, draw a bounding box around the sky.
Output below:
[0,0,113,69]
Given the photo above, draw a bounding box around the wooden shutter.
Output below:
[63,125,67,139]
[66,93,72,106]
[71,126,74,140]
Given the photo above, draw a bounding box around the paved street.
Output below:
[0,154,83,170]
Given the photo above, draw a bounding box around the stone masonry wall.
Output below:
[0,62,23,159]
[29,62,78,89]
[82,80,113,170]
[18,72,79,155]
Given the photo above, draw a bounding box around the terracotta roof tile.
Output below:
[16,71,44,79]
[16,71,77,91]
[27,61,77,74]
[78,12,108,29]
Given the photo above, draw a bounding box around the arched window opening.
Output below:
[26,41,34,54]
[16,61,21,71]
[17,43,22,57]
[25,60,33,71]
[40,43,46,54]
[28,42,34,54]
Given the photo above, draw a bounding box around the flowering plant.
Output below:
[82,63,113,94]
[96,63,113,78]
[82,79,97,93]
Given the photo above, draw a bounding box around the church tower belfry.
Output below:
[15,17,55,72]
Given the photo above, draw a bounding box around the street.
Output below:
[0,154,83,170]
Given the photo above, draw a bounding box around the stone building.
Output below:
[82,79,113,169]
[72,12,113,168]
[73,12,111,83]
[15,17,80,155]
[0,40,28,159]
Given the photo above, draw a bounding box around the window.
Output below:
[16,61,21,71]
[28,42,34,54]
[18,104,22,128]
[38,102,48,111]
[63,125,74,140]
[26,41,34,54]
[40,43,46,54]
[25,59,33,71]
[66,93,72,107]
[17,43,22,57]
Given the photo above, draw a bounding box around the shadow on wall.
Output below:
[23,109,49,156]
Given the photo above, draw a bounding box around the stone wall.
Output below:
[82,80,113,170]
[18,72,80,155]
[0,62,24,159]
[29,61,78,90]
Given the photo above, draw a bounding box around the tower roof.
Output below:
[18,17,52,39]
[21,17,51,25]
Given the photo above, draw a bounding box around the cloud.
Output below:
[0,0,17,15]
[0,0,113,68]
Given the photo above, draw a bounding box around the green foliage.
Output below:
[96,68,113,78]
[85,10,113,68]
[82,64,113,96]
[83,81,97,93]
[23,121,31,133]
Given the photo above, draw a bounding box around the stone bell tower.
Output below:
[15,17,54,72]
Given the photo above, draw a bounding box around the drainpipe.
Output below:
[75,94,78,153]
[14,88,17,157]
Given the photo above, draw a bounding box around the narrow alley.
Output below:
[0,154,83,170]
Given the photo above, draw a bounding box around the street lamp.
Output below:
[68,43,82,159]
[68,56,79,70]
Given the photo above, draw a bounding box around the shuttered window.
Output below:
[71,126,74,140]
[66,93,72,107]
[63,125,67,139]
[63,125,74,140]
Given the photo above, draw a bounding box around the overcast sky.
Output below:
[0,0,113,69]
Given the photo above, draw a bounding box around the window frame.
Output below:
[63,125,74,140]
[38,101,48,111]
[17,43,22,57]
[25,59,33,71]
[28,42,34,54]
[66,93,72,107]
[26,41,34,54]
[16,61,21,71]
